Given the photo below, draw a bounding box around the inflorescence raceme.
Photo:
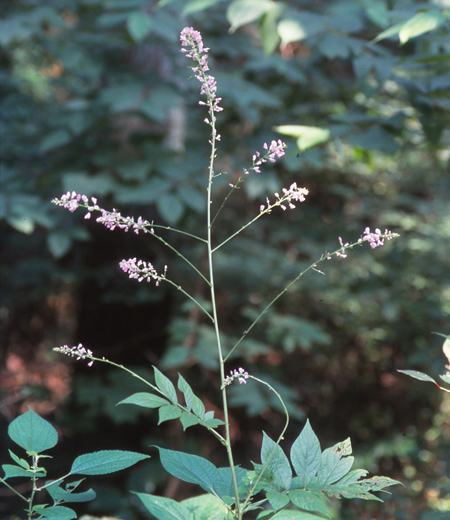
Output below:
[54,344,95,367]
[224,368,250,386]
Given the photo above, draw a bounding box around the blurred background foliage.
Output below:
[1,0,450,518]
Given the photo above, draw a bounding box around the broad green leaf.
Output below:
[290,419,321,487]
[38,506,76,520]
[278,19,307,47]
[181,493,228,520]
[158,404,182,424]
[399,10,445,44]
[318,438,354,486]
[156,193,184,225]
[227,0,274,33]
[40,130,71,153]
[203,417,225,428]
[271,510,325,520]
[2,464,46,480]
[289,489,330,517]
[154,447,235,499]
[153,366,178,404]
[397,370,438,385]
[183,0,224,15]
[266,490,290,511]
[261,432,292,490]
[180,412,200,430]
[117,392,169,409]
[275,125,330,152]
[70,450,150,475]
[8,407,58,453]
[134,492,192,520]
[47,232,72,259]
[127,12,153,42]
[6,215,35,234]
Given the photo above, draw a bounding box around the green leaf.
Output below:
[227,0,274,33]
[290,420,321,487]
[397,370,438,385]
[47,232,72,259]
[153,367,178,404]
[2,464,46,480]
[261,6,281,55]
[158,404,182,424]
[266,490,290,511]
[38,506,77,520]
[179,412,200,430]
[40,130,71,153]
[127,12,153,42]
[271,510,325,520]
[181,493,228,519]
[277,19,307,47]
[177,374,205,416]
[318,438,354,486]
[46,480,96,503]
[399,10,445,44]
[371,21,406,44]
[70,450,150,475]
[117,392,169,409]
[156,193,184,225]
[154,446,236,499]
[183,0,224,15]
[8,450,29,469]
[275,125,330,152]
[8,407,58,453]
[289,489,330,517]
[261,432,292,490]
[134,492,193,520]
[37,506,77,520]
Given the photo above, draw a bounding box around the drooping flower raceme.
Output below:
[120,258,167,286]
[224,367,249,386]
[260,183,309,213]
[54,344,95,366]
[360,227,395,249]
[53,192,152,235]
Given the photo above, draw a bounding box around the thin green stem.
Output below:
[0,477,29,502]
[224,235,395,362]
[163,278,214,322]
[241,375,289,513]
[211,177,244,227]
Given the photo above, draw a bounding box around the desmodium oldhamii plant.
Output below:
[2,27,401,520]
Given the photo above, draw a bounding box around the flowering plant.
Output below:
[2,27,400,520]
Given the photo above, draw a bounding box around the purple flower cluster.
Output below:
[120,258,166,285]
[360,227,394,249]
[224,367,249,386]
[54,344,94,367]
[260,183,309,213]
[53,192,152,235]
[245,140,287,174]
[180,27,223,121]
